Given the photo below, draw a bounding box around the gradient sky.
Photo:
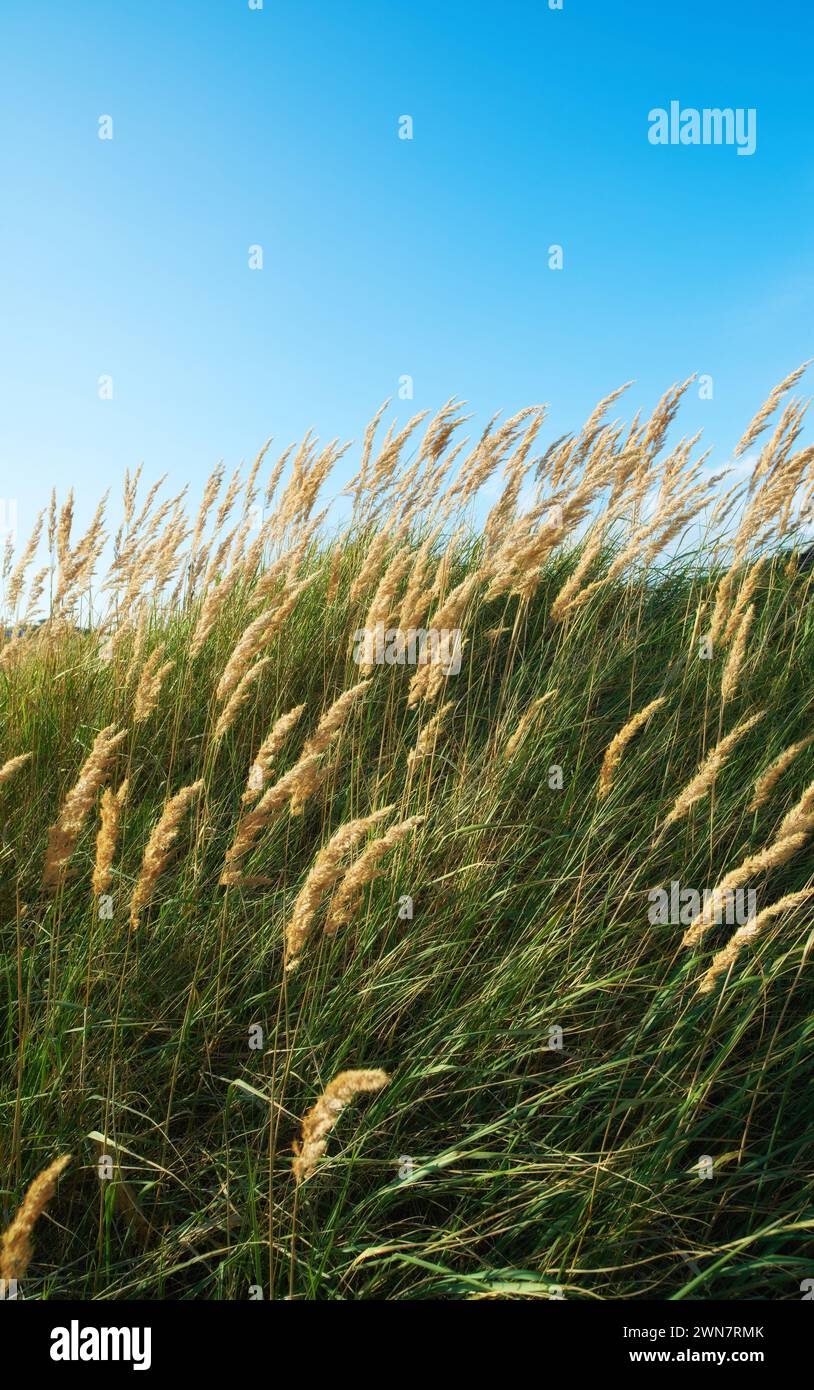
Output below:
[1,0,812,543]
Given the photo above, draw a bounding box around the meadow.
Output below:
[1,371,814,1300]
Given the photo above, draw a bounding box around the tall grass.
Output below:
[2,376,814,1300]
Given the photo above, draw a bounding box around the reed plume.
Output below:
[216,607,279,703]
[686,771,814,947]
[720,602,755,704]
[326,546,342,604]
[407,702,453,770]
[293,1069,389,1185]
[0,1154,71,1282]
[407,575,478,707]
[662,711,764,830]
[216,576,314,702]
[41,725,127,889]
[300,680,372,760]
[130,780,203,928]
[325,814,424,932]
[504,691,558,760]
[682,832,809,948]
[358,551,412,670]
[0,752,32,785]
[242,703,305,804]
[133,645,175,723]
[221,753,322,885]
[189,569,239,656]
[285,807,394,967]
[733,361,810,458]
[721,557,765,645]
[597,697,665,799]
[213,657,271,740]
[750,735,814,811]
[92,778,129,896]
[697,888,814,995]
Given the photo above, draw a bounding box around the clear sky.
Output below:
[1,0,812,543]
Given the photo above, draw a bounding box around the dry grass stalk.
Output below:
[721,557,765,645]
[293,1070,389,1185]
[189,569,239,656]
[6,509,44,616]
[407,574,478,707]
[504,691,558,760]
[733,361,810,458]
[597,697,666,799]
[750,735,814,811]
[359,550,413,669]
[0,752,32,785]
[213,657,271,740]
[285,807,394,967]
[407,702,454,770]
[720,602,755,704]
[92,778,129,896]
[220,753,322,885]
[0,1154,71,1282]
[133,645,175,723]
[300,680,372,760]
[129,780,204,928]
[326,547,342,604]
[41,725,127,889]
[216,606,279,703]
[682,832,809,947]
[662,711,765,830]
[697,888,814,995]
[217,576,315,702]
[242,703,305,804]
[325,815,424,933]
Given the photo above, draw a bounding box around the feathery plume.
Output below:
[213,657,271,740]
[0,1154,71,1283]
[504,691,557,760]
[242,703,305,804]
[697,888,814,995]
[720,602,755,704]
[750,734,814,811]
[41,725,127,889]
[407,701,454,770]
[216,575,314,702]
[285,808,394,966]
[5,510,44,616]
[220,753,322,885]
[682,832,809,948]
[0,752,32,786]
[662,711,764,829]
[92,778,129,896]
[598,697,665,799]
[129,780,203,928]
[133,645,175,723]
[734,361,810,458]
[325,815,424,932]
[293,1070,389,1185]
[326,547,342,604]
[721,557,765,645]
[300,680,372,761]
[189,569,239,656]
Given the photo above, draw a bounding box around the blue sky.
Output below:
[1,0,812,543]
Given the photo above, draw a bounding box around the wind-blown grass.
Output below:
[2,378,814,1301]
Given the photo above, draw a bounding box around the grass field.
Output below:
[2,377,814,1300]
